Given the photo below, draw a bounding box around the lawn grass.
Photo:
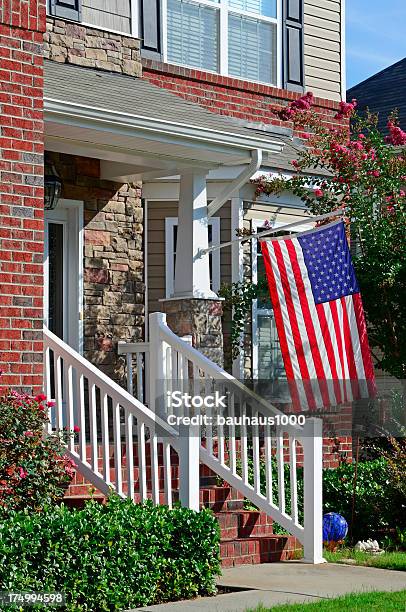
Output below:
[246,590,406,611]
[324,548,406,571]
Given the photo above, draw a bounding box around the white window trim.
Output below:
[165,216,221,299]
[44,199,84,354]
[48,0,139,38]
[162,0,282,88]
[251,217,313,379]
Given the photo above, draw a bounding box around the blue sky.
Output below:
[346,0,406,88]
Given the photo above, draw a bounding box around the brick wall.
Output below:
[44,17,141,77]
[48,153,144,385]
[0,0,46,393]
[142,60,342,130]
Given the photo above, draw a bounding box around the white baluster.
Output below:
[101,392,110,484]
[125,409,134,500]
[229,391,237,475]
[44,346,52,434]
[205,376,213,455]
[126,353,133,395]
[65,365,74,452]
[150,431,159,504]
[113,402,123,495]
[241,400,249,485]
[137,420,147,501]
[276,427,285,514]
[54,354,63,431]
[265,422,273,505]
[77,374,86,462]
[89,382,98,472]
[289,436,298,523]
[163,441,172,508]
[252,409,260,495]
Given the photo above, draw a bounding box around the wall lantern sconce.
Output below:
[44,158,62,210]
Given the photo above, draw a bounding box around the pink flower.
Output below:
[47,400,56,407]
[302,132,311,139]
[314,189,324,198]
[385,120,406,146]
[291,159,299,168]
[73,425,80,433]
[24,431,34,437]
[400,190,405,197]
[358,133,365,140]
[372,170,380,177]
[35,393,47,402]
[335,99,357,120]
[18,467,28,479]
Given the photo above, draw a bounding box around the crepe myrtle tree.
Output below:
[221,94,406,380]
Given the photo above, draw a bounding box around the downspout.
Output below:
[207,149,263,217]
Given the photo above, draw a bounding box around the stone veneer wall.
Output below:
[48,152,144,385]
[44,17,141,76]
[162,299,224,367]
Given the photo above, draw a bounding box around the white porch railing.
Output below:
[43,327,180,507]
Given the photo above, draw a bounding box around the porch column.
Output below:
[173,171,217,299]
[161,171,224,367]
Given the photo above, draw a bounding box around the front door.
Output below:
[44,199,83,353]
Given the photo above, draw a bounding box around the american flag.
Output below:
[261,220,375,409]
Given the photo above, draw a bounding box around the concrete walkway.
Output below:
[133,562,406,611]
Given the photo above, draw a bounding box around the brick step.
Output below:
[220,535,301,568]
[64,484,244,510]
[215,510,274,540]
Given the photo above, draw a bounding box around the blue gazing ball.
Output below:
[323,512,348,543]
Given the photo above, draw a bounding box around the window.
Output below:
[165,0,280,85]
[165,217,220,298]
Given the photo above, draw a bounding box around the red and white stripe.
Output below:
[261,235,375,409]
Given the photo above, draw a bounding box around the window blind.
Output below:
[167,0,219,72]
[228,13,276,83]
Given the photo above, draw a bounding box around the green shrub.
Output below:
[0,390,74,512]
[237,452,405,541]
[323,457,405,541]
[0,496,221,611]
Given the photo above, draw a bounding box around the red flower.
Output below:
[35,393,47,402]
[314,189,324,198]
[73,425,80,433]
[24,431,34,437]
[47,400,56,407]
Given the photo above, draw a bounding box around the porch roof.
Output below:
[44,61,287,175]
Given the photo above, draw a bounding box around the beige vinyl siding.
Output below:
[82,0,132,34]
[304,0,343,101]
[147,201,178,314]
[146,200,232,317]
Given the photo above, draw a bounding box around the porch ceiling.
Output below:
[44,61,286,178]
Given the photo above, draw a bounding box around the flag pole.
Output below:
[198,208,346,257]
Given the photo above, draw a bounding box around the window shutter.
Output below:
[49,0,82,21]
[141,0,162,59]
[283,0,304,92]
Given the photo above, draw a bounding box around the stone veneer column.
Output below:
[161,299,224,367]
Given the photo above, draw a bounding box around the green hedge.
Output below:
[0,497,221,611]
[242,455,405,541]
[323,457,405,541]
